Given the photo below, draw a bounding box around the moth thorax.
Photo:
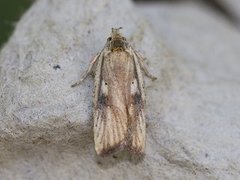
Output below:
[110,38,127,51]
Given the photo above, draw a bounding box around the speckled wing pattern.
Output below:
[93,49,146,156]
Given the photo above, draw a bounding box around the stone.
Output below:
[0,0,239,179]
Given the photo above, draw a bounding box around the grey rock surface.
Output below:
[137,2,240,179]
[0,0,239,179]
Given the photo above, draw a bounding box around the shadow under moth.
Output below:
[72,27,156,156]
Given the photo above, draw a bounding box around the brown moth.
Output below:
[72,27,156,156]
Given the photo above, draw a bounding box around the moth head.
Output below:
[106,27,128,51]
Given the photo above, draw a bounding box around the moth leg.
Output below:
[134,51,157,81]
[71,54,99,87]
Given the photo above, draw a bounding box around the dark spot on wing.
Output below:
[98,94,108,106]
[134,93,142,105]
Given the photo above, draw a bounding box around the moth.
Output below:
[72,27,156,156]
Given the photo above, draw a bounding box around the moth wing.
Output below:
[94,98,128,156]
[128,107,146,154]
[93,50,146,156]
[127,51,146,154]
[93,52,128,156]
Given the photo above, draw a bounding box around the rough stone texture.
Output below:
[0,0,239,179]
[137,2,240,179]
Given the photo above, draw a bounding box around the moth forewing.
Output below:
[127,50,146,154]
[94,50,130,156]
[72,28,156,156]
